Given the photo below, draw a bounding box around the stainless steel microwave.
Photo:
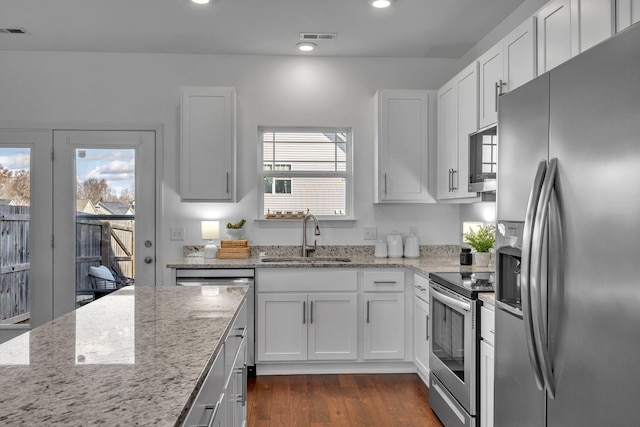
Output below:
[468,125,497,193]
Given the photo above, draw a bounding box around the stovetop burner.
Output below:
[428,272,495,299]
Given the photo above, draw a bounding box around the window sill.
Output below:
[254,218,357,228]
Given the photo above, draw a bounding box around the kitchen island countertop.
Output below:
[0,285,248,426]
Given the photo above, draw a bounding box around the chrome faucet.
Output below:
[301,213,320,257]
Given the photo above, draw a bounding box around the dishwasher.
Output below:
[175,268,255,376]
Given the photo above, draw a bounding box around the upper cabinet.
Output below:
[616,0,640,31]
[180,86,236,202]
[437,62,480,201]
[537,0,614,74]
[374,90,436,203]
[479,17,536,128]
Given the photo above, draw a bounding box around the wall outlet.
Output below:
[363,227,377,240]
[170,227,185,241]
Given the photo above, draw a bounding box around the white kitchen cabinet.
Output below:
[571,0,615,53]
[537,0,573,74]
[437,62,480,201]
[478,17,536,129]
[363,270,405,360]
[478,43,503,129]
[374,90,436,203]
[256,270,358,362]
[413,296,429,378]
[480,306,495,427]
[180,86,236,202]
[617,0,640,31]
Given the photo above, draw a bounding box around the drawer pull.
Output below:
[489,329,495,334]
[373,281,397,284]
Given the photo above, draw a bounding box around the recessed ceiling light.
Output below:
[369,0,392,8]
[191,0,210,4]
[296,42,317,52]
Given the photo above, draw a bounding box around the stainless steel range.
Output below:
[428,272,494,427]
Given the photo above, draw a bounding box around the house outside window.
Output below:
[259,127,352,218]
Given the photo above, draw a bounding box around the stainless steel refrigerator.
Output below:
[495,22,640,427]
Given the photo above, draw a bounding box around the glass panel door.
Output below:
[53,131,155,319]
[0,130,53,342]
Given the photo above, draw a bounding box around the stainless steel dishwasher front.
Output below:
[175,268,255,376]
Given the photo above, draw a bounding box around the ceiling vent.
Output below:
[0,27,27,34]
[299,33,337,41]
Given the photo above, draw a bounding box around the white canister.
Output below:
[403,235,420,258]
[374,240,388,258]
[386,231,403,258]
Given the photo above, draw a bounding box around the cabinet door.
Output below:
[257,293,307,361]
[308,293,358,360]
[375,90,435,203]
[413,296,430,377]
[363,293,405,359]
[572,0,614,53]
[436,80,458,200]
[478,42,504,128]
[480,340,495,427]
[181,86,235,201]
[455,62,480,199]
[617,0,640,31]
[504,17,537,94]
[537,0,573,74]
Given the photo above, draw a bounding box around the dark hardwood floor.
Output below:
[247,373,444,427]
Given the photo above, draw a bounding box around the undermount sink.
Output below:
[261,256,352,263]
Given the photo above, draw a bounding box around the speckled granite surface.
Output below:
[478,293,496,307]
[0,285,248,426]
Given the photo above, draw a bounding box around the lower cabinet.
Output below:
[413,295,430,377]
[183,300,247,427]
[363,292,405,359]
[257,292,358,362]
[480,305,495,427]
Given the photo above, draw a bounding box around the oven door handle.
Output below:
[430,287,471,312]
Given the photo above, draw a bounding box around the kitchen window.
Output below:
[258,127,352,218]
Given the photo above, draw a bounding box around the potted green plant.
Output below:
[463,224,496,266]
[225,218,246,239]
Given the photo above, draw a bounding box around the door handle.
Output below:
[426,315,430,341]
[451,169,458,191]
[143,256,153,264]
[522,160,547,392]
[384,173,388,195]
[495,79,506,112]
[366,300,370,324]
[531,157,558,399]
[302,301,306,324]
[310,300,314,324]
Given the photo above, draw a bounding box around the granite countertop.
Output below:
[0,285,248,426]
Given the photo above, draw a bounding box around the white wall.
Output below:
[0,51,469,284]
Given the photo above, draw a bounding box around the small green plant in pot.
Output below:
[225,218,246,239]
[463,224,496,266]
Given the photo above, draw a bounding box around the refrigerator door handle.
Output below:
[522,160,547,391]
[531,157,558,399]
[548,181,564,394]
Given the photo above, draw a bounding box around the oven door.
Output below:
[429,282,477,415]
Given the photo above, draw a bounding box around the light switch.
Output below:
[170,227,185,241]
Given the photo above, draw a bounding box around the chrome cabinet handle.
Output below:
[226,172,230,194]
[373,281,397,284]
[426,315,430,341]
[495,79,506,112]
[522,160,547,392]
[384,173,387,195]
[302,301,306,324]
[448,169,453,192]
[366,300,370,324]
[452,169,458,191]
[310,300,314,324]
[531,158,558,399]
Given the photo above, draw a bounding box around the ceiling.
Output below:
[0,0,526,58]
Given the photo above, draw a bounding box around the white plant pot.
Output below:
[225,227,244,240]
[474,252,490,267]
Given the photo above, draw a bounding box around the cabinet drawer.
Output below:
[363,271,405,292]
[481,305,495,346]
[258,269,357,292]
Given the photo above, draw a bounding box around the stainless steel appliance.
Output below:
[468,125,497,193]
[176,268,255,376]
[428,272,494,427]
[495,23,640,427]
